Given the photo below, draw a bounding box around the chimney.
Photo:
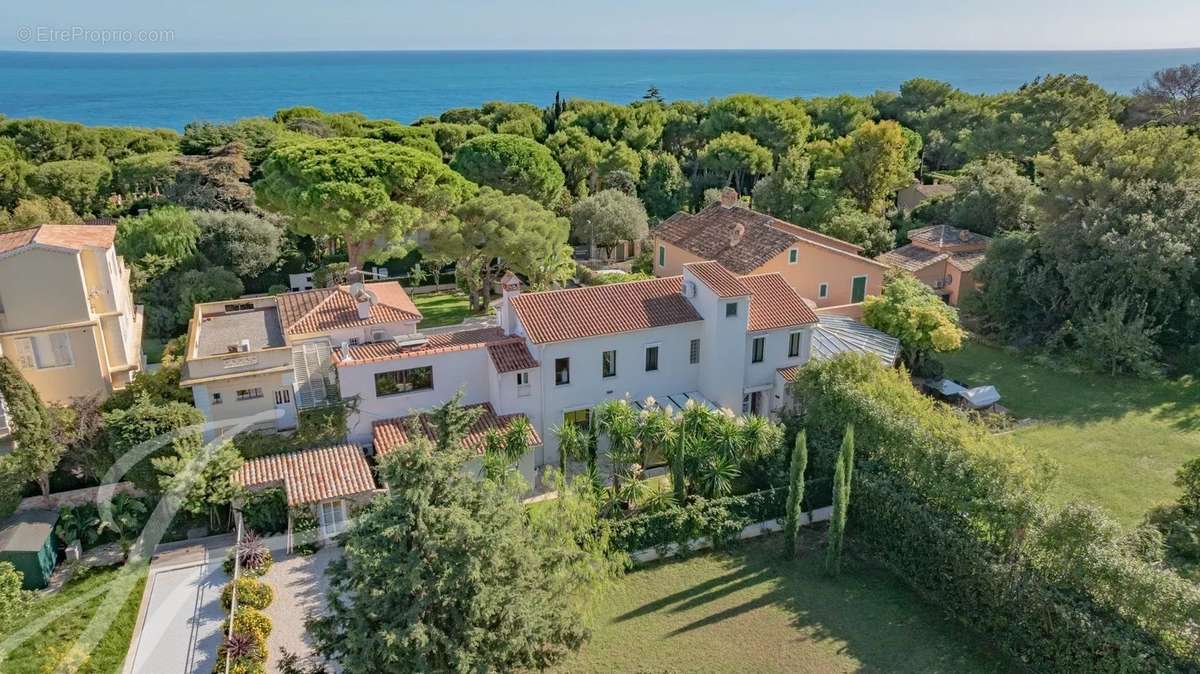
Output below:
[353,286,375,320]
[499,271,523,336]
[719,187,739,207]
[346,267,365,285]
[958,228,971,242]
[340,340,353,363]
[729,223,746,248]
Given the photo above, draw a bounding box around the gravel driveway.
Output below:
[260,544,341,672]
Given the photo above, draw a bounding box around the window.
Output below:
[223,302,254,313]
[563,408,591,430]
[374,366,433,397]
[236,387,264,401]
[788,249,798,264]
[516,371,531,397]
[274,389,291,405]
[788,331,802,358]
[211,392,223,405]
[555,357,570,386]
[319,500,347,538]
[851,275,868,303]
[689,338,700,364]
[725,302,738,317]
[751,336,765,363]
[14,333,74,369]
[657,245,665,267]
[602,350,617,378]
[644,345,659,372]
[371,329,386,342]
[818,283,829,299]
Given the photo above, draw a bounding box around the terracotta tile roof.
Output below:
[655,205,797,274]
[487,338,539,373]
[373,403,541,456]
[948,250,987,272]
[777,365,803,383]
[654,204,871,274]
[876,244,950,272]
[276,281,421,336]
[233,444,376,506]
[511,276,701,344]
[912,183,957,198]
[907,225,990,251]
[0,224,116,256]
[743,273,819,331]
[684,261,750,297]
[335,327,508,366]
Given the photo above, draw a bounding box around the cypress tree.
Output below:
[824,424,855,576]
[784,430,808,558]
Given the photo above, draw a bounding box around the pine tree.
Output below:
[0,356,60,511]
[427,389,483,451]
[824,424,855,576]
[784,430,808,558]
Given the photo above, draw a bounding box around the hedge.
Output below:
[223,606,273,645]
[221,577,274,611]
[853,467,1197,673]
[607,478,831,555]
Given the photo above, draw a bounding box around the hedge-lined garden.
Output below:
[791,354,1200,672]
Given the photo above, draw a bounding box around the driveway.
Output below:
[125,537,232,674]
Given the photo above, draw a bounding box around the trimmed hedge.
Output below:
[223,606,273,645]
[220,577,274,611]
[607,478,831,555]
[853,467,1196,673]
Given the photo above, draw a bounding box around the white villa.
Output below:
[193,261,898,493]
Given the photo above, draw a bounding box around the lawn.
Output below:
[553,534,1008,674]
[412,291,481,329]
[0,564,148,674]
[941,342,1200,527]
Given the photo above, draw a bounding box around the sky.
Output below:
[1,0,1198,52]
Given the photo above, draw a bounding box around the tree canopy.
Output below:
[568,189,649,259]
[450,133,565,206]
[256,137,475,268]
[863,272,964,372]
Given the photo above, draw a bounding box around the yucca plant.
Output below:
[697,453,740,498]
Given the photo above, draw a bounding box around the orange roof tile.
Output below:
[373,403,541,456]
[511,276,701,344]
[777,365,803,383]
[276,281,421,335]
[743,273,819,331]
[335,327,509,366]
[233,444,376,506]
[486,338,539,373]
[0,224,116,256]
[684,261,750,298]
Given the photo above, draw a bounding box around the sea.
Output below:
[1,49,1198,130]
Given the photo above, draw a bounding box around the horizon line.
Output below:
[3,46,1200,56]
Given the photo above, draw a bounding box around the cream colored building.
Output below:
[180,280,422,437]
[0,225,144,403]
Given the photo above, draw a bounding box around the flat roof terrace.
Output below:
[194,306,286,357]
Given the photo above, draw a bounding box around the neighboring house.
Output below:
[876,224,990,306]
[0,225,144,403]
[652,188,889,308]
[897,181,957,214]
[232,443,377,550]
[180,280,422,437]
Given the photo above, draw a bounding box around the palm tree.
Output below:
[481,417,533,481]
[594,400,641,500]
[696,453,740,498]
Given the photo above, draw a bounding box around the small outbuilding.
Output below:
[0,509,59,589]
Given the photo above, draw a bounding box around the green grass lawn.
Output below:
[941,342,1200,527]
[554,534,1008,674]
[0,564,148,674]
[412,291,481,329]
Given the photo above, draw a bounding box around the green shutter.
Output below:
[851,276,867,303]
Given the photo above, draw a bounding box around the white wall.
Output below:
[744,327,812,391]
[684,268,749,412]
[339,346,493,443]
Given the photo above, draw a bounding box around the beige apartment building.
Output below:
[180,280,423,437]
[0,225,144,403]
[652,189,889,309]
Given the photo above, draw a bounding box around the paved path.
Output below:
[261,545,340,673]
[124,537,232,674]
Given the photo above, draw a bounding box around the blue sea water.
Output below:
[1,49,1198,130]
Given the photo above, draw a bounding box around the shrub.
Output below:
[223,606,273,645]
[242,488,288,535]
[221,577,274,611]
[224,532,274,576]
[0,562,32,626]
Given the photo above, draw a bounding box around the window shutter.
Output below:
[14,338,36,369]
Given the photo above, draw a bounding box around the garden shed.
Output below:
[0,509,59,589]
